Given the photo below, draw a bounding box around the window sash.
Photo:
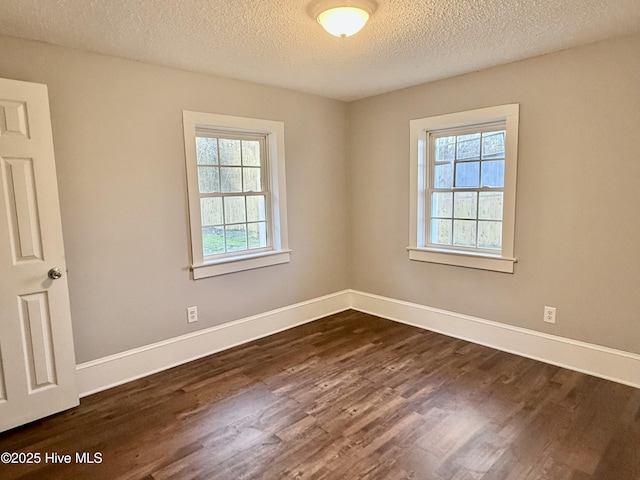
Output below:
[194,131,274,261]
[424,122,507,254]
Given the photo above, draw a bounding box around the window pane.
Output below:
[221,167,242,193]
[454,192,477,219]
[198,166,220,193]
[196,137,218,165]
[202,226,225,256]
[225,224,247,252]
[453,220,477,247]
[243,167,262,192]
[456,133,481,160]
[431,192,452,218]
[481,160,505,188]
[455,162,480,187]
[435,136,455,162]
[248,222,267,249]
[224,196,246,224]
[200,197,223,226]
[246,195,266,222]
[481,131,505,159]
[430,219,452,245]
[219,139,241,165]
[478,221,502,249]
[242,140,261,166]
[478,192,503,220]
[434,163,453,188]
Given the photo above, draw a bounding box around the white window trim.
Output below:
[183,111,290,279]
[408,104,519,273]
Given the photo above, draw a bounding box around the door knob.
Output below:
[48,268,63,280]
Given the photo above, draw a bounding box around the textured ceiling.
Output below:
[0,0,638,101]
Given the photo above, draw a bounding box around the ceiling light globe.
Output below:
[317,7,370,37]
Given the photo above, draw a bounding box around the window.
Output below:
[408,104,519,273]
[183,111,290,279]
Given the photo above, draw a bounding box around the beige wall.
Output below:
[1,34,638,363]
[0,36,349,363]
[347,35,640,353]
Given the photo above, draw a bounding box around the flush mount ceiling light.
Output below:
[310,0,377,38]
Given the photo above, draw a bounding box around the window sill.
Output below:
[192,250,291,279]
[407,247,516,273]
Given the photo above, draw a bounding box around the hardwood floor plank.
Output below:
[0,310,637,480]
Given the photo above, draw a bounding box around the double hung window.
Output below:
[409,104,519,272]
[183,111,290,279]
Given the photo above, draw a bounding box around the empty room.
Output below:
[0,1,638,479]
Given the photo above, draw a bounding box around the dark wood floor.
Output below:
[1,310,638,480]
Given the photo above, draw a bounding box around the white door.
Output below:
[0,77,78,432]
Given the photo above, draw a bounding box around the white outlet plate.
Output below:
[187,306,198,323]
[544,306,556,324]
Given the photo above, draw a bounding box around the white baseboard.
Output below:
[76,290,351,397]
[76,289,639,397]
[349,290,640,389]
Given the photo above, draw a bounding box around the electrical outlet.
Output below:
[187,306,198,323]
[544,306,556,324]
